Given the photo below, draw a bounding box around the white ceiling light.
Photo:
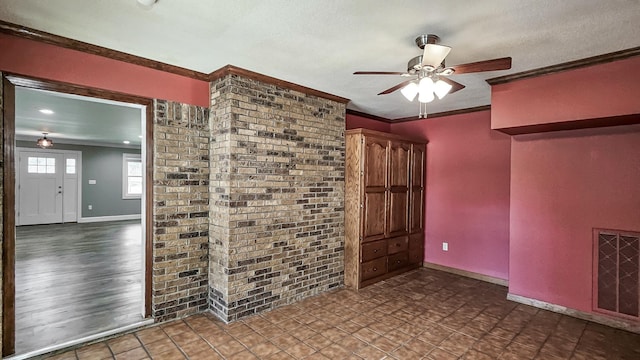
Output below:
[401,74,451,119]
[39,109,54,115]
[433,80,453,99]
[400,82,419,102]
[417,78,435,103]
[123,140,130,144]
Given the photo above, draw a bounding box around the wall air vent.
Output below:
[594,229,640,319]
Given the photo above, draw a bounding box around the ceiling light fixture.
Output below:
[39,109,54,115]
[36,133,54,149]
[401,75,452,119]
[123,140,131,144]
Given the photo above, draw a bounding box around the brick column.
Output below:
[209,74,346,322]
[152,100,210,321]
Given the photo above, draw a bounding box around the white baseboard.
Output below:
[78,214,142,223]
[423,262,508,287]
[507,293,640,334]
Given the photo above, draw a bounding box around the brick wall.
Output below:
[208,74,346,322]
[152,100,210,321]
[0,71,345,351]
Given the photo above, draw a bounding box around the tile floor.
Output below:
[42,269,640,359]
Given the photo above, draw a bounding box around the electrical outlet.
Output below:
[88,205,93,210]
[442,242,448,251]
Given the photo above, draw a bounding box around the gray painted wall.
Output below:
[17,141,141,218]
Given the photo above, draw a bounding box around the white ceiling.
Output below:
[1,0,639,120]
[15,88,143,147]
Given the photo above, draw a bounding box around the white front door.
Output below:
[17,151,64,225]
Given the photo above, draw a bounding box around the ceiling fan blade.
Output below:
[422,44,451,67]
[353,71,406,75]
[378,79,415,95]
[439,77,466,94]
[451,57,512,74]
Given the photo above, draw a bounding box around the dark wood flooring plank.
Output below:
[14,220,144,354]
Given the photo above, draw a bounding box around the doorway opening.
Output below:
[2,75,154,357]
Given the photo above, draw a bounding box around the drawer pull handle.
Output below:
[396,260,401,264]
[372,267,377,271]
[396,243,401,247]
[373,249,378,253]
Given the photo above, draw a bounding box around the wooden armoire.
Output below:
[345,128,426,289]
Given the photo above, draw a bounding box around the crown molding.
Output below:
[345,109,392,123]
[209,65,350,104]
[345,105,491,124]
[1,21,350,104]
[487,47,640,85]
[392,105,491,123]
[0,20,210,81]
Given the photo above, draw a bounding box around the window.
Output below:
[123,153,142,199]
[27,156,56,174]
[66,158,76,174]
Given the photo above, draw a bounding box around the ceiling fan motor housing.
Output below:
[415,34,440,49]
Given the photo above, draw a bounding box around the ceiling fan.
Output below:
[354,34,512,117]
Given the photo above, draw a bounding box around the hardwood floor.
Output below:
[15,220,144,355]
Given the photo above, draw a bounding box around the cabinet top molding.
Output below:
[346,128,428,144]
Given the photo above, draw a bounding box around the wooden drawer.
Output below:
[409,249,423,264]
[408,233,424,264]
[361,257,387,281]
[387,236,408,255]
[388,252,409,271]
[361,240,387,262]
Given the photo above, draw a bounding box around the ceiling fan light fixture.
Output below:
[418,76,433,94]
[418,90,434,103]
[440,67,455,76]
[400,82,419,101]
[434,79,453,99]
[418,78,435,103]
[36,133,53,149]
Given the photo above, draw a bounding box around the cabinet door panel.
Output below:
[409,144,426,234]
[411,144,425,187]
[363,138,388,188]
[409,188,424,233]
[388,191,409,236]
[389,141,410,236]
[363,192,386,241]
[389,141,410,187]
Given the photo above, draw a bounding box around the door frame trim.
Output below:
[2,73,154,356]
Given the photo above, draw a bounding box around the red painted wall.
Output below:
[345,113,391,132]
[392,111,511,280]
[0,34,209,107]
[509,125,640,312]
[491,56,640,130]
